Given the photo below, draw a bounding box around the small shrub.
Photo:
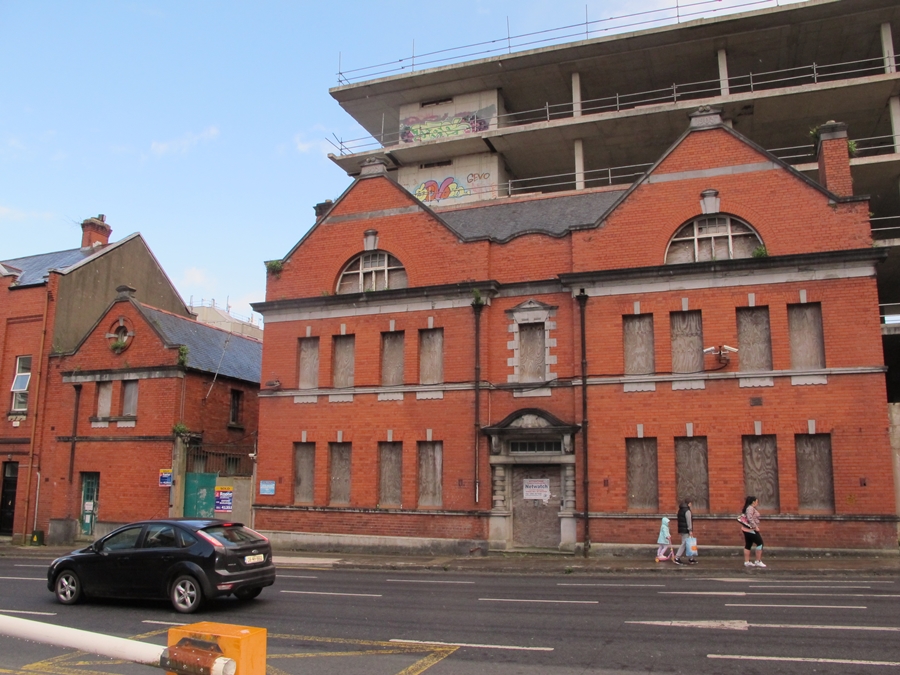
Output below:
[265,260,284,275]
[177,345,189,367]
[109,339,128,352]
[752,246,768,258]
[172,422,189,435]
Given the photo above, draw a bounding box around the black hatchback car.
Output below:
[47,519,275,613]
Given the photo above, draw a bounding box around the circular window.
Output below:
[106,317,135,353]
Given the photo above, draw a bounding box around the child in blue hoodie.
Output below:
[655,516,673,562]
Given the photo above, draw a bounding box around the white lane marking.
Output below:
[386,579,474,584]
[479,598,598,604]
[281,590,381,597]
[725,604,866,609]
[13,564,49,568]
[748,585,872,589]
[272,556,340,566]
[708,578,894,584]
[0,609,57,616]
[628,620,900,632]
[143,620,187,626]
[0,576,45,581]
[708,654,900,666]
[277,575,319,579]
[558,583,665,587]
[663,591,898,598]
[390,639,553,651]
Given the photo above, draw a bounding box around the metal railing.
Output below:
[337,0,793,85]
[871,215,900,237]
[880,303,900,324]
[328,56,896,156]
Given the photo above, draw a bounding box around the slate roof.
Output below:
[139,305,262,384]
[0,248,94,287]
[435,189,627,242]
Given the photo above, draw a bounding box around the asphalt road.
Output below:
[2,555,899,675]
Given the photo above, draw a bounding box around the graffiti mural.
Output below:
[400,105,496,143]
[414,177,471,202]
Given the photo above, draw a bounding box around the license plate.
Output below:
[244,554,264,564]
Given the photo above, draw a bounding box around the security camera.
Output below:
[248,453,258,460]
[702,346,719,354]
[721,345,739,353]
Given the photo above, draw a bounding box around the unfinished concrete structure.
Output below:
[321,0,900,546]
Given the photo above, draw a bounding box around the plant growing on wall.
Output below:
[265,260,284,276]
[172,422,189,436]
[752,246,768,258]
[109,338,128,353]
[177,345,189,366]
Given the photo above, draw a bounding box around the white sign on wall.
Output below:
[523,478,551,501]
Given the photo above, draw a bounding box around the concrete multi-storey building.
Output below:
[250,0,899,553]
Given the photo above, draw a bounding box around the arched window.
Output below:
[665,215,763,265]
[336,251,408,295]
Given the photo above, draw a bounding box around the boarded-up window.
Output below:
[121,380,139,417]
[519,323,546,382]
[332,336,355,388]
[329,443,351,504]
[675,437,709,510]
[789,303,825,370]
[379,442,402,506]
[417,441,443,507]
[381,332,405,386]
[96,382,112,417]
[626,438,658,510]
[293,443,315,504]
[670,311,703,374]
[419,329,443,385]
[737,308,772,372]
[795,434,834,512]
[623,315,655,375]
[298,338,319,389]
[742,435,779,510]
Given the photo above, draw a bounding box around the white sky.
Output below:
[0,0,803,323]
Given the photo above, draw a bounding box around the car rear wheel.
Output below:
[54,570,83,605]
[170,575,202,613]
[234,586,262,600]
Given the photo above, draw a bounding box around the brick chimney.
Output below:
[816,121,853,197]
[314,199,333,218]
[81,214,112,249]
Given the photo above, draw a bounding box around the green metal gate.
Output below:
[183,473,218,518]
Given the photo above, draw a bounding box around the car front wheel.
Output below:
[55,570,83,605]
[234,586,262,600]
[170,575,203,613]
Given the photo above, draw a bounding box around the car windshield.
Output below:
[201,524,265,548]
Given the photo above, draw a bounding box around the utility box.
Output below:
[168,622,266,675]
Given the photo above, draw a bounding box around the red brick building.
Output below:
[252,108,895,553]
[1,219,261,544]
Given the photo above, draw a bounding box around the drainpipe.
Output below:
[576,290,591,557]
[472,295,484,504]
[22,283,51,545]
[67,385,82,484]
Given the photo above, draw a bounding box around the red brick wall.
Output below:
[255,122,894,549]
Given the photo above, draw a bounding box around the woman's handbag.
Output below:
[685,536,698,556]
[737,514,751,527]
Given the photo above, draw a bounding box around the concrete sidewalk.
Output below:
[4,541,898,576]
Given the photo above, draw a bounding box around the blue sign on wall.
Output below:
[259,480,276,495]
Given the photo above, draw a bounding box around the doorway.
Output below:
[0,462,18,536]
[511,465,562,548]
[80,472,99,536]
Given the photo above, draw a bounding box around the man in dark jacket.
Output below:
[673,498,698,564]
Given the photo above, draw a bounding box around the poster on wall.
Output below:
[523,478,551,501]
[259,480,276,496]
[215,486,234,513]
[159,469,173,487]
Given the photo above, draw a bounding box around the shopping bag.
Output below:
[685,536,698,557]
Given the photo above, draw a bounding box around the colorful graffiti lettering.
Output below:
[413,177,471,202]
[400,105,496,143]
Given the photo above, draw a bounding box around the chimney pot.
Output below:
[81,215,112,249]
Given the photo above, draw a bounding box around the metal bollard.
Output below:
[0,614,235,675]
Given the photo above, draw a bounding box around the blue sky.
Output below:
[0,0,799,324]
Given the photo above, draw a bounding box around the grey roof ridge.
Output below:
[50,232,141,276]
[586,114,865,230]
[0,262,21,276]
